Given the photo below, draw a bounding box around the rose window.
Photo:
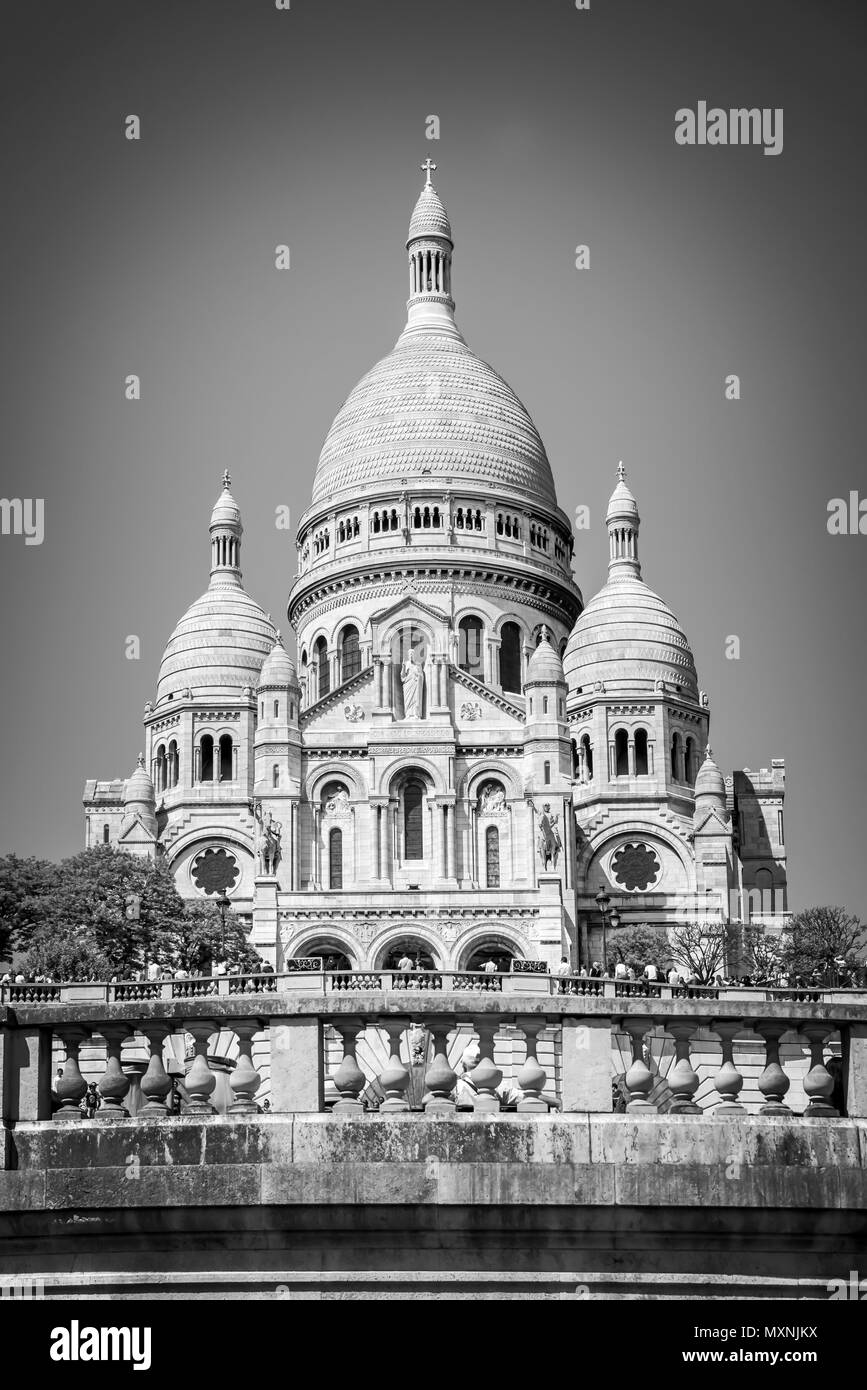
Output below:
[191,847,240,896]
[610,842,661,892]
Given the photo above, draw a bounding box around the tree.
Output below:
[668,919,737,984]
[154,901,261,975]
[40,847,190,975]
[781,906,867,983]
[22,926,112,982]
[741,923,785,980]
[0,854,55,961]
[607,924,665,973]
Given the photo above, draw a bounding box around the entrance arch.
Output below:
[374,933,443,972]
[457,931,527,973]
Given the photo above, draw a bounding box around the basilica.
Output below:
[83,167,788,972]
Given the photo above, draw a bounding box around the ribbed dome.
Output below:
[564,574,698,698]
[123,754,154,806]
[258,635,297,689]
[526,627,565,684]
[312,334,557,506]
[695,751,726,801]
[157,585,275,703]
[407,184,453,243]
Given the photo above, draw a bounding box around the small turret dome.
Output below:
[694,749,727,802]
[123,753,154,807]
[526,627,565,685]
[210,471,242,530]
[258,632,298,689]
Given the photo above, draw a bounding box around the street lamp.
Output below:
[595,887,610,976]
[216,891,231,971]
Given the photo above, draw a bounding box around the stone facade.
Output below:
[83,170,787,969]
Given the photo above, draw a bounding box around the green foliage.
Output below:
[607,924,664,972]
[0,854,55,960]
[667,919,738,984]
[155,900,260,975]
[7,846,261,980]
[21,927,112,982]
[781,906,867,981]
[44,847,187,974]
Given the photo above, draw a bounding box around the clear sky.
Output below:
[0,0,865,916]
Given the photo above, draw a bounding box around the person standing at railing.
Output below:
[396,952,414,990]
[555,956,571,995]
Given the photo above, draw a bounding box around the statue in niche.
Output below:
[478,782,507,815]
[536,801,562,871]
[325,786,351,817]
[401,652,423,719]
[253,800,282,876]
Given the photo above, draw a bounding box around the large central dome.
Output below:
[310,170,558,511]
[312,334,558,507]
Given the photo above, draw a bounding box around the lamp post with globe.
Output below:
[595,887,621,977]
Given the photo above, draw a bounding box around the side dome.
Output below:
[123,753,154,807]
[694,750,727,801]
[258,633,297,689]
[564,464,698,699]
[564,576,698,697]
[311,334,558,508]
[526,626,565,684]
[156,476,276,703]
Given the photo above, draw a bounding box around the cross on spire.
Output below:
[617,461,626,482]
[420,157,437,188]
[222,469,231,490]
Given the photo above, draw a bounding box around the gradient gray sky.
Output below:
[0,0,865,915]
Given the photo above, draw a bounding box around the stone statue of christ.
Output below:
[401,654,423,719]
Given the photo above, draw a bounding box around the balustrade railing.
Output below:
[1,988,861,1134]
[3,971,865,1005]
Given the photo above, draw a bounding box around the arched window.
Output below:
[314,636,329,700]
[273,699,279,719]
[403,780,424,861]
[635,728,649,776]
[219,734,233,782]
[200,734,214,782]
[671,732,682,781]
[458,616,484,680]
[485,826,500,888]
[615,728,629,776]
[103,823,110,844]
[329,827,343,889]
[340,625,361,682]
[272,764,280,788]
[155,743,167,792]
[580,733,593,780]
[684,737,696,786]
[499,621,522,693]
[543,760,551,784]
[169,739,179,787]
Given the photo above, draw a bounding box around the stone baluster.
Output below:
[516,1018,548,1112]
[228,1020,263,1114]
[801,1023,839,1117]
[712,1020,746,1113]
[665,1022,701,1114]
[183,1020,218,1113]
[755,1021,793,1115]
[621,1018,656,1112]
[139,1024,173,1117]
[469,1019,503,1113]
[330,1018,367,1113]
[423,1019,457,1114]
[55,1027,89,1122]
[378,1018,411,1113]
[94,1024,133,1119]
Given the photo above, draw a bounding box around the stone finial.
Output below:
[222,469,231,490]
[137,752,145,769]
[617,460,626,482]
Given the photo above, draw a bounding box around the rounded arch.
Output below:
[287,928,362,971]
[453,923,535,972]
[378,756,447,798]
[583,823,695,894]
[165,826,255,868]
[371,926,445,971]
[305,762,365,804]
[338,622,362,682]
[377,617,436,662]
[458,759,522,803]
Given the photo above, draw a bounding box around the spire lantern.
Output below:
[209,472,243,588]
[606,461,641,578]
[402,164,459,340]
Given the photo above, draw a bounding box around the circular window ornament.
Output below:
[610,842,661,893]
[191,847,240,896]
